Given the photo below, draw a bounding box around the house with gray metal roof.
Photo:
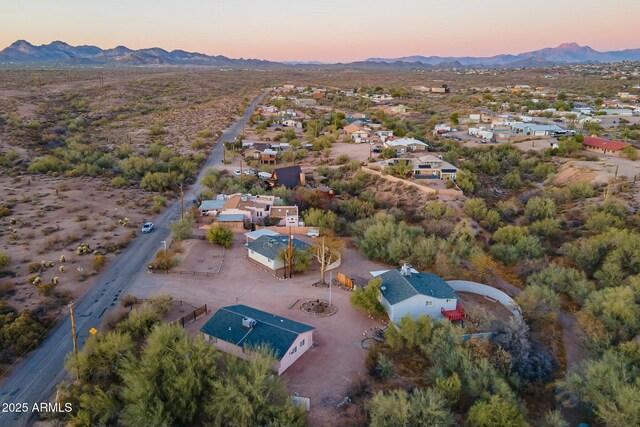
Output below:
[246,235,310,273]
[200,304,314,375]
[372,265,459,323]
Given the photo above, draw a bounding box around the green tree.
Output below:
[303,208,338,231]
[206,225,233,248]
[119,323,219,427]
[367,389,410,427]
[621,145,638,160]
[465,395,524,427]
[278,247,313,274]
[351,278,385,315]
[170,214,195,241]
[205,346,305,427]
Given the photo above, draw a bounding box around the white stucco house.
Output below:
[371,266,461,323]
[383,137,429,154]
[246,235,310,274]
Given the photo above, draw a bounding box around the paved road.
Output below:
[0,91,266,427]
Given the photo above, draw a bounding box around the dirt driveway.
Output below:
[124,233,384,426]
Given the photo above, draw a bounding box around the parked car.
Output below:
[141,222,155,234]
[243,169,256,175]
[307,228,320,238]
[372,147,382,153]
[233,169,242,176]
[258,171,272,180]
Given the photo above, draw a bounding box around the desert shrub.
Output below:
[92,255,107,271]
[170,215,195,240]
[150,249,178,271]
[111,176,128,188]
[206,225,233,248]
[0,252,9,269]
[463,198,488,221]
[567,182,595,199]
[422,201,455,220]
[152,196,167,213]
[524,197,556,221]
[0,206,12,217]
[335,154,350,165]
[27,262,42,273]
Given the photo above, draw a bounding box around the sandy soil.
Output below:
[0,174,158,315]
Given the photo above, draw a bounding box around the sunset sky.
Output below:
[2,0,639,62]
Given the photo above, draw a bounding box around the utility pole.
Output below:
[240,158,243,175]
[69,303,79,378]
[288,226,293,279]
[179,182,184,221]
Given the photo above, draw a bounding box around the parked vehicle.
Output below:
[243,169,256,175]
[233,169,242,176]
[258,171,272,180]
[141,222,155,233]
[307,228,320,238]
[372,147,382,153]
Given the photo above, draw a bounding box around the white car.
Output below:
[243,169,256,175]
[141,222,155,233]
[233,169,242,176]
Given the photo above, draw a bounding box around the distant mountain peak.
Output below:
[556,42,581,49]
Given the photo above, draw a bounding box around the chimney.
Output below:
[400,263,412,277]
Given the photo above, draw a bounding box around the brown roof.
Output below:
[343,123,362,135]
[582,136,629,152]
[270,206,298,217]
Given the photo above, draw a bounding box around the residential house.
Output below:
[375,129,394,142]
[243,146,278,165]
[200,305,314,375]
[343,123,364,136]
[282,118,303,128]
[582,136,630,157]
[269,206,300,227]
[383,137,428,154]
[351,129,371,143]
[379,154,458,180]
[221,194,280,223]
[511,123,564,136]
[244,229,280,244]
[246,235,310,274]
[600,108,634,116]
[371,265,460,323]
[271,165,305,189]
[215,213,246,231]
[198,198,226,216]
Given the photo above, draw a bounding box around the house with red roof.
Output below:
[581,136,630,157]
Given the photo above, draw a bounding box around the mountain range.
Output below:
[367,42,640,67]
[1,40,640,69]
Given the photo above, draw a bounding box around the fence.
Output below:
[176,304,209,327]
[150,269,218,277]
[336,272,354,289]
[446,280,522,318]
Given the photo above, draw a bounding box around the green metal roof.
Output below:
[246,235,309,261]
[200,305,314,359]
[379,270,457,305]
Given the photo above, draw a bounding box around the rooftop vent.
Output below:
[400,263,412,277]
[242,317,257,329]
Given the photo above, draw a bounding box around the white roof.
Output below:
[370,268,419,277]
[244,229,280,240]
[385,138,428,147]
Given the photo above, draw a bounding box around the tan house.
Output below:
[201,305,315,375]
